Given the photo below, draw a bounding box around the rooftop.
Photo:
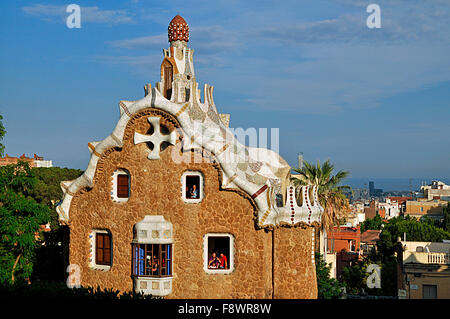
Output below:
[360,230,381,244]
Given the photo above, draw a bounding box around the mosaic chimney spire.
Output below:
[156,15,196,104]
[168,15,189,43]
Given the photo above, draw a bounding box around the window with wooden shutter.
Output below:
[95,233,111,266]
[117,174,129,198]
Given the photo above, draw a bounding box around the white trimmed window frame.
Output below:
[111,168,130,203]
[203,233,235,275]
[181,170,204,203]
[132,216,174,297]
[88,229,112,271]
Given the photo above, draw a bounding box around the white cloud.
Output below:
[109,34,167,50]
[224,41,450,114]
[22,4,134,25]
[94,1,450,115]
[109,25,240,53]
[212,2,450,113]
[106,25,240,70]
[94,54,161,66]
[252,4,450,45]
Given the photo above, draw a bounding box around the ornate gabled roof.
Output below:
[56,17,324,229]
[168,15,189,42]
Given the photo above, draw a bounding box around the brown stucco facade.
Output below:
[66,108,317,299]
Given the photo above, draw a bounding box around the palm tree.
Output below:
[291,159,351,231]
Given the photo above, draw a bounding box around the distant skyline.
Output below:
[344,177,450,192]
[1,0,449,178]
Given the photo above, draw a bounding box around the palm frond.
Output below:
[292,159,351,230]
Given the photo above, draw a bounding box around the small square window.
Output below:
[181,171,203,203]
[203,234,234,274]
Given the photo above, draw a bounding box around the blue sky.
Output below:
[0,0,449,179]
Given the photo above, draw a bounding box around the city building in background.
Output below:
[0,153,52,168]
[364,200,378,219]
[369,181,383,197]
[398,241,450,299]
[360,230,381,255]
[421,181,450,200]
[386,196,412,214]
[326,226,361,279]
[405,199,448,221]
[378,198,400,219]
[33,154,53,168]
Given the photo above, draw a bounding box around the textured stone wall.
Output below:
[67,108,317,299]
[273,226,318,299]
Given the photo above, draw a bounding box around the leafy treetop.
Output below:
[0,113,5,157]
[292,159,351,231]
[0,161,52,284]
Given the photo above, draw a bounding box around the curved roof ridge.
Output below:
[57,87,295,227]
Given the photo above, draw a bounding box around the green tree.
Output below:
[340,258,369,295]
[360,214,385,233]
[0,161,52,284]
[443,202,450,233]
[292,159,351,231]
[25,167,82,281]
[0,113,5,157]
[342,204,450,298]
[315,252,343,299]
[346,215,450,297]
[341,249,397,296]
[29,167,83,207]
[28,167,82,230]
[377,215,450,256]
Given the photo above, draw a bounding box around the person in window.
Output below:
[152,255,159,275]
[219,252,228,269]
[145,255,152,275]
[190,184,198,199]
[185,186,190,199]
[208,252,220,269]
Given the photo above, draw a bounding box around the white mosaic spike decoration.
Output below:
[134,117,177,160]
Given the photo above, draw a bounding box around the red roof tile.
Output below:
[360,230,381,244]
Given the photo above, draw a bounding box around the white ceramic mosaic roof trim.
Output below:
[311,228,315,265]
